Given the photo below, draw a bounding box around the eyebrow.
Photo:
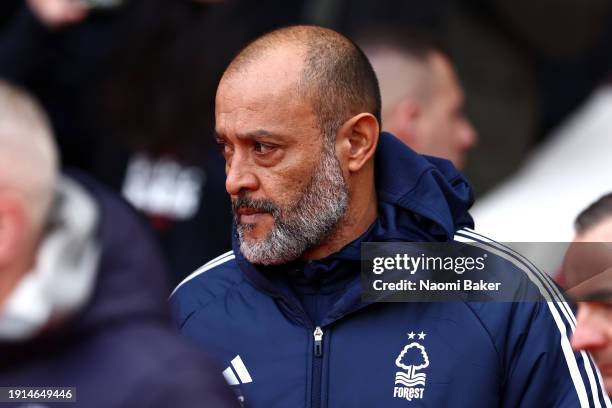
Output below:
[215,129,286,141]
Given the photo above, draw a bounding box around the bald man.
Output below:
[0,81,238,408]
[171,25,608,407]
[358,28,477,169]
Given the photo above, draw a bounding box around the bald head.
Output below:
[222,25,381,142]
[357,28,477,169]
[0,81,58,233]
[364,50,434,123]
[215,26,381,264]
[357,30,437,124]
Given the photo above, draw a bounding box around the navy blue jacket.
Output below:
[172,133,609,407]
[0,173,238,408]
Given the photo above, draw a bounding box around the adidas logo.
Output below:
[222,355,253,386]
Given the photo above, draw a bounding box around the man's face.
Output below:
[215,48,348,265]
[572,301,612,395]
[414,52,477,169]
[565,217,612,395]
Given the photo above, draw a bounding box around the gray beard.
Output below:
[235,143,349,265]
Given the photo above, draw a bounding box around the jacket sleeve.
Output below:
[501,301,610,407]
[123,350,240,408]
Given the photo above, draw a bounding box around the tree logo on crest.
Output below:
[393,332,429,401]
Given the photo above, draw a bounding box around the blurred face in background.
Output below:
[565,216,612,395]
[412,52,477,169]
[215,46,348,265]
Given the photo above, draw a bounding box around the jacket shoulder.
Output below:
[454,228,610,406]
[170,251,243,326]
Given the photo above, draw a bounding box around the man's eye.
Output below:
[254,142,275,154]
[216,140,230,153]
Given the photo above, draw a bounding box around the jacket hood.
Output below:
[372,132,473,242]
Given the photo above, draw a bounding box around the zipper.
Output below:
[312,326,324,408]
[313,326,324,357]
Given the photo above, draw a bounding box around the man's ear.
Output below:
[391,99,420,147]
[336,113,379,173]
[0,191,28,269]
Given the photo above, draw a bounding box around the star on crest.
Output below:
[418,331,426,340]
[407,331,416,339]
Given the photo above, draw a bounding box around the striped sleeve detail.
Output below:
[454,228,611,408]
[169,251,235,298]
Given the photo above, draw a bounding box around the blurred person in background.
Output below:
[0,80,237,408]
[562,193,612,396]
[357,27,477,170]
[333,0,612,197]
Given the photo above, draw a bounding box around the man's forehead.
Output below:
[218,74,297,106]
[217,57,305,113]
[222,45,306,88]
[215,79,309,123]
[215,51,316,130]
[428,52,463,102]
[567,267,612,302]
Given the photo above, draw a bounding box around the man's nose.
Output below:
[225,152,259,196]
[571,304,609,352]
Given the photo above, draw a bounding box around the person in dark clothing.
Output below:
[172,26,610,407]
[0,80,237,408]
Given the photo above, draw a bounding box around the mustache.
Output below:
[232,196,280,216]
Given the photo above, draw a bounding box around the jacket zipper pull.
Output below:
[313,326,324,357]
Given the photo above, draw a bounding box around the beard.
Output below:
[233,142,349,265]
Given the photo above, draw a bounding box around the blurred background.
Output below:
[2,0,612,282]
